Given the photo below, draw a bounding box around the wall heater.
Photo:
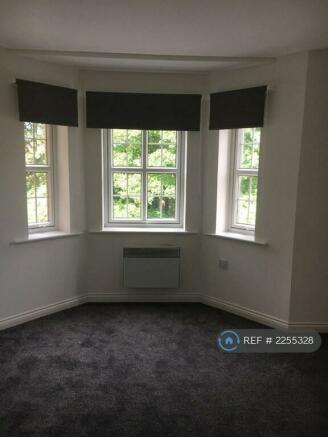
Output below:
[123,247,181,289]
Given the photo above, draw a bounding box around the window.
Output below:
[229,127,261,233]
[103,129,185,226]
[24,122,55,230]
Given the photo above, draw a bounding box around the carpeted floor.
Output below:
[0,303,327,437]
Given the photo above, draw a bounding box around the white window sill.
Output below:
[89,228,197,234]
[11,231,83,245]
[205,231,267,245]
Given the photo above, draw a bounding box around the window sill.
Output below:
[89,228,197,235]
[205,231,267,245]
[11,231,83,245]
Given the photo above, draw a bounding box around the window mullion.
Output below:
[142,130,147,222]
[26,166,51,172]
[236,169,258,177]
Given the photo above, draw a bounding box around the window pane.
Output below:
[25,141,34,164]
[26,172,36,198]
[35,123,46,139]
[253,127,261,143]
[252,143,260,168]
[126,143,142,167]
[236,200,250,225]
[238,176,251,199]
[243,128,253,144]
[162,144,176,167]
[36,198,48,223]
[26,171,50,225]
[24,122,48,166]
[112,129,142,168]
[127,197,141,218]
[127,130,142,144]
[147,173,161,218]
[24,122,33,138]
[113,172,127,196]
[113,196,127,218]
[148,130,161,143]
[147,173,176,219]
[250,177,258,200]
[112,172,141,219]
[239,127,261,170]
[112,129,126,143]
[35,172,48,197]
[235,175,258,226]
[112,143,127,167]
[162,173,176,218]
[35,140,47,165]
[127,130,142,167]
[27,198,36,225]
[162,131,177,145]
[147,130,177,168]
[249,201,257,226]
[147,144,162,167]
[127,173,142,219]
[240,143,253,169]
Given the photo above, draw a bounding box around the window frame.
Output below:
[24,124,56,233]
[102,129,186,228]
[228,128,261,234]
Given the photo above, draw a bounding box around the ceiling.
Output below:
[1,0,328,73]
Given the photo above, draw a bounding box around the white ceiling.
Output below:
[1,0,328,72]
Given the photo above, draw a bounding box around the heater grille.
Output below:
[123,247,181,288]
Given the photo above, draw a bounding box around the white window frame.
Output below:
[227,128,261,234]
[25,124,56,233]
[102,129,186,228]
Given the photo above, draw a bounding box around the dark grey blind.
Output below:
[16,79,78,127]
[86,91,201,131]
[209,86,267,130]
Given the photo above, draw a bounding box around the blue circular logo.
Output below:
[217,330,240,352]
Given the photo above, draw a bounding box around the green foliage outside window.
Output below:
[110,129,178,221]
[24,123,50,225]
[235,128,261,227]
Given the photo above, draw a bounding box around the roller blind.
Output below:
[209,86,267,130]
[86,91,201,131]
[16,79,78,127]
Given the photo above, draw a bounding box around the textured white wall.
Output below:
[1,50,326,328]
[290,49,328,324]
[81,70,205,298]
[200,53,309,322]
[0,49,86,320]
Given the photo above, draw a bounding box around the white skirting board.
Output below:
[201,294,289,330]
[201,294,328,332]
[1,292,327,332]
[88,291,200,303]
[0,295,87,331]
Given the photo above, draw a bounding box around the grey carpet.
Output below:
[0,303,327,437]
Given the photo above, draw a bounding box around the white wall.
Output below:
[81,70,205,299]
[86,233,201,300]
[1,50,327,329]
[0,49,86,322]
[290,49,328,324]
[200,54,309,323]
